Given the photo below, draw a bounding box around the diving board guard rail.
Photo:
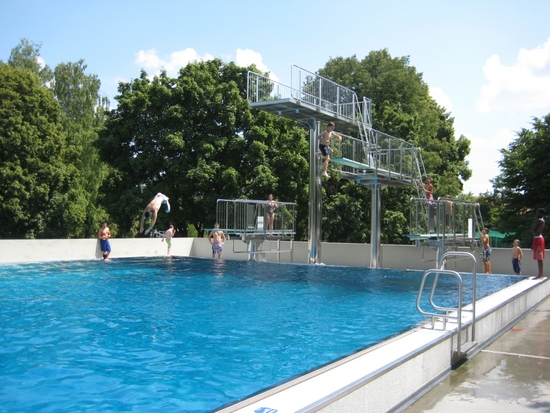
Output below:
[408,197,484,246]
[215,198,297,241]
[416,251,478,365]
[247,65,372,129]
[330,131,423,186]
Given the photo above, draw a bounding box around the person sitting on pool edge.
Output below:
[140,193,171,235]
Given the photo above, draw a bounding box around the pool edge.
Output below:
[216,277,550,413]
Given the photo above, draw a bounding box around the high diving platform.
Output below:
[247,65,425,266]
[247,65,424,189]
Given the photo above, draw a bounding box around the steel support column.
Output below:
[307,120,322,264]
[370,181,381,268]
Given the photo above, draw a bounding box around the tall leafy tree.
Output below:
[7,38,53,86]
[98,60,310,238]
[7,39,111,237]
[0,65,76,238]
[52,60,110,237]
[493,114,550,247]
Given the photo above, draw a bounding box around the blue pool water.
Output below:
[0,257,522,412]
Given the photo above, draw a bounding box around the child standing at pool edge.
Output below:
[209,223,226,259]
[97,221,111,261]
[511,239,523,275]
[162,225,176,257]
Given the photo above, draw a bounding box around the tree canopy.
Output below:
[317,51,471,243]
[0,64,76,238]
[97,60,310,237]
[3,39,111,238]
[319,51,471,197]
[492,113,550,247]
[2,40,474,244]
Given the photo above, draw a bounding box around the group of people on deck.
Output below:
[419,176,546,277]
[97,192,281,261]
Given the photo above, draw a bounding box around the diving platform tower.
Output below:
[247,65,425,267]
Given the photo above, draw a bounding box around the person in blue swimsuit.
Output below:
[140,193,171,235]
[97,221,111,260]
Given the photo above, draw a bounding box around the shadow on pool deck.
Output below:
[403,294,550,413]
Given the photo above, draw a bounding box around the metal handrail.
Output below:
[416,251,477,357]
[246,67,373,128]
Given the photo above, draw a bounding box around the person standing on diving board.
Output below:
[317,121,342,178]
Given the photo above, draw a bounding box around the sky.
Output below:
[1,0,550,196]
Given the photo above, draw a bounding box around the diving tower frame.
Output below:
[247,65,424,267]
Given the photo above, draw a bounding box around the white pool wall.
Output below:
[0,238,544,276]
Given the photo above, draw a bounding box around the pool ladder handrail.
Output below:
[416,251,478,365]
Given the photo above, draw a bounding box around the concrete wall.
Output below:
[0,238,545,277]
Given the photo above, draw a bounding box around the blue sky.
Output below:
[2,0,550,195]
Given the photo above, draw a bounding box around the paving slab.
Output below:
[404,295,550,412]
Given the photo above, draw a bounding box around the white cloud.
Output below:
[477,38,550,113]
[135,48,214,76]
[134,47,278,82]
[462,128,516,195]
[235,48,278,82]
[36,56,46,69]
[429,87,453,111]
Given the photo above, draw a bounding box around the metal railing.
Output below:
[215,199,297,240]
[290,65,372,127]
[416,251,478,365]
[332,130,423,184]
[247,66,372,127]
[409,197,484,242]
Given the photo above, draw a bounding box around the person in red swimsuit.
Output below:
[531,208,546,279]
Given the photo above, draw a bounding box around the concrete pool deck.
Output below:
[404,294,550,412]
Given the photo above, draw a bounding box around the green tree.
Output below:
[7,38,53,86]
[493,114,550,247]
[0,65,76,238]
[98,60,310,238]
[52,60,111,237]
[317,51,472,243]
[6,38,111,237]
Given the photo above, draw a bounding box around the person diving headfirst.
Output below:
[140,193,171,235]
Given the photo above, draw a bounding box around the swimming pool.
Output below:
[0,257,522,412]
